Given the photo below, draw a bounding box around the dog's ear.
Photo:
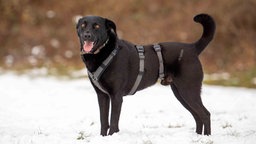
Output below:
[76,18,82,30]
[105,18,116,34]
[76,18,82,37]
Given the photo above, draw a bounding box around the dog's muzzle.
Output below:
[80,38,109,55]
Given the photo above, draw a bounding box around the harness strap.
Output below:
[153,44,164,80]
[87,44,165,96]
[88,47,120,95]
[88,72,109,95]
[128,45,145,95]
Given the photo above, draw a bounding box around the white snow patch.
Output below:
[0,73,256,144]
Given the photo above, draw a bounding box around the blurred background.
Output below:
[0,0,255,87]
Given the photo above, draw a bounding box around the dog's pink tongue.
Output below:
[83,41,94,53]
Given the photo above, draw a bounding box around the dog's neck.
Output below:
[81,37,117,72]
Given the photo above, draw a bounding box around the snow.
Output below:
[0,73,256,144]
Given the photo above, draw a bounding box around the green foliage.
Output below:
[204,68,256,88]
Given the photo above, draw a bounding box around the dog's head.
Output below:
[76,16,116,54]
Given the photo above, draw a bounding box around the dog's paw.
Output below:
[108,127,119,135]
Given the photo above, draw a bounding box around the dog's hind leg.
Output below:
[97,93,110,136]
[172,81,211,135]
[170,83,203,134]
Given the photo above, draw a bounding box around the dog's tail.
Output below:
[193,14,216,55]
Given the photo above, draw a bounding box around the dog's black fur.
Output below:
[76,14,215,136]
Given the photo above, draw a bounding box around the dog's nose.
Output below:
[84,32,91,39]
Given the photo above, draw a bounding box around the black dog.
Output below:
[76,14,215,136]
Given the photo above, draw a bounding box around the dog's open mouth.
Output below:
[81,39,109,55]
[82,41,94,54]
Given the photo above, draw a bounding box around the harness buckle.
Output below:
[91,75,98,81]
[153,44,161,52]
[88,72,98,81]
[138,53,145,59]
[136,45,145,60]
[136,45,144,53]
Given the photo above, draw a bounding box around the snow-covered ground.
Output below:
[0,72,256,144]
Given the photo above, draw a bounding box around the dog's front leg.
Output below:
[97,93,110,136]
[108,95,123,135]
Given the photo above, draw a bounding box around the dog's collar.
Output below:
[80,38,109,55]
[94,38,109,54]
[87,45,120,95]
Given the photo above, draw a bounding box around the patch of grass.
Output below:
[221,122,232,129]
[0,66,87,80]
[204,68,256,88]
[168,123,184,128]
[77,131,91,140]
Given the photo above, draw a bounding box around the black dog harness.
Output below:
[128,45,145,95]
[87,44,165,96]
[128,44,165,95]
[153,44,165,80]
[87,46,120,95]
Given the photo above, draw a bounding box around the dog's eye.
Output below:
[94,24,100,29]
[81,23,86,28]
